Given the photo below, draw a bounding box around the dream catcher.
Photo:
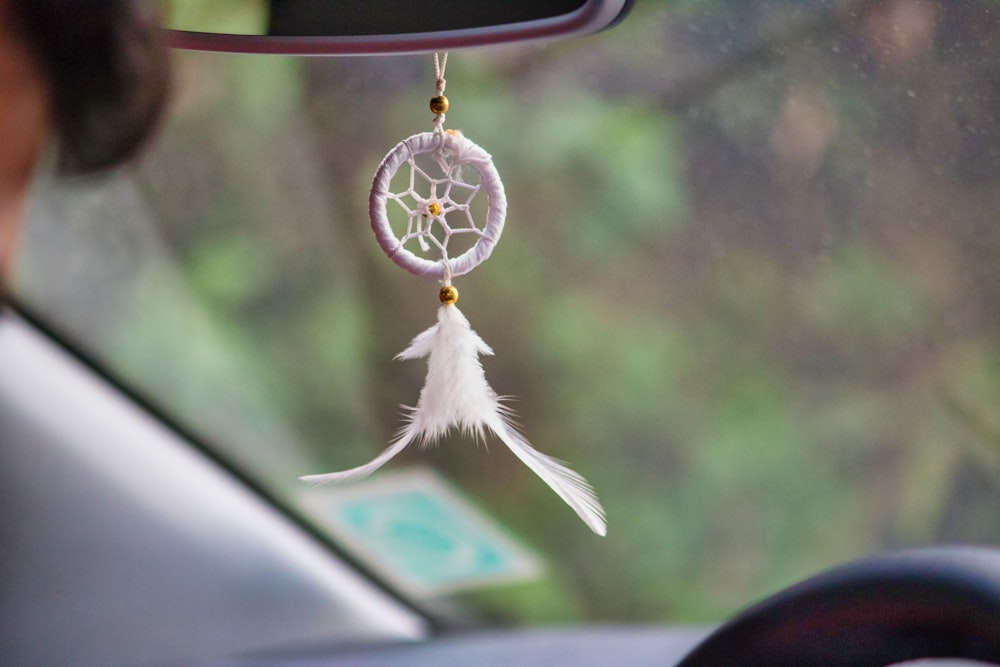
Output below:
[301,54,606,536]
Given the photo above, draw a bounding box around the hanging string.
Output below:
[431,52,449,133]
[434,51,448,95]
[439,257,454,287]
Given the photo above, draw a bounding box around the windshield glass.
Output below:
[14,0,1000,626]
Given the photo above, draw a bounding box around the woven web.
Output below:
[386,153,485,261]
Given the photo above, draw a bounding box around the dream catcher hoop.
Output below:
[370,130,506,282]
[302,53,606,536]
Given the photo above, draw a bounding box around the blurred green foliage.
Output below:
[17,0,1000,628]
[163,0,266,34]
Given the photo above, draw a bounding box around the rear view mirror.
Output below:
[162,0,634,54]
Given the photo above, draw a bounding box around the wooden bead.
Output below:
[439,285,459,305]
[430,95,449,114]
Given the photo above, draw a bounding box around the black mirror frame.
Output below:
[163,0,633,55]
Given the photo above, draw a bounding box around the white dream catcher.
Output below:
[301,54,606,536]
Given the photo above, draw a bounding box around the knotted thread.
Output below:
[433,52,448,133]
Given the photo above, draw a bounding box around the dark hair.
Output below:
[7,1,170,174]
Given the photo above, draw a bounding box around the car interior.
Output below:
[4,1,1000,665]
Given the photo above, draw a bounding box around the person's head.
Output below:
[0,0,169,286]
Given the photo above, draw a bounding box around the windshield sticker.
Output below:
[300,467,543,597]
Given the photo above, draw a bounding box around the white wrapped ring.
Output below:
[369,131,506,281]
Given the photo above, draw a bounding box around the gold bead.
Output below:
[430,95,449,114]
[439,285,459,305]
[427,202,442,216]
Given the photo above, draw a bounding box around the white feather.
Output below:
[300,304,607,536]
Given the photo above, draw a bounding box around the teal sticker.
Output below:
[301,468,542,596]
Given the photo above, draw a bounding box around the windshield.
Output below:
[14,0,1000,626]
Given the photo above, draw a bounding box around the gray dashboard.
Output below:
[0,310,425,666]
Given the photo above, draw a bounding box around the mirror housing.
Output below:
[163,0,634,55]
